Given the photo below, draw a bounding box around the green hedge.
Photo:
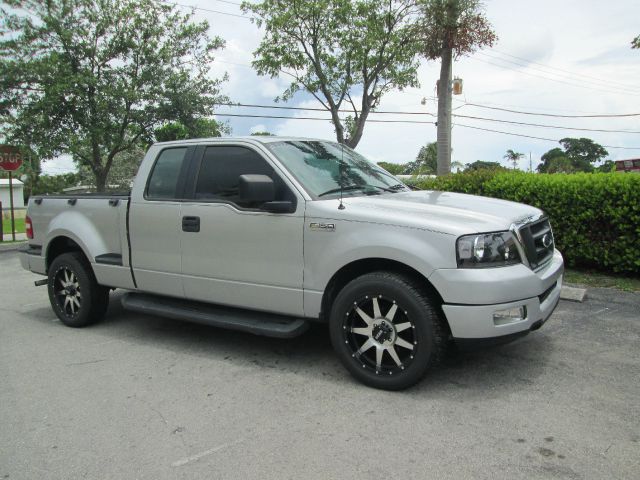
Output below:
[415,171,640,274]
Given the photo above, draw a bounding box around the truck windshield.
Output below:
[266,140,407,199]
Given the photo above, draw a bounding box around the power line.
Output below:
[216,102,640,134]
[489,49,640,92]
[462,102,640,119]
[216,102,436,115]
[452,123,640,150]
[158,0,248,19]
[471,56,640,97]
[212,111,640,150]
[452,113,640,135]
[479,51,640,95]
[214,112,435,124]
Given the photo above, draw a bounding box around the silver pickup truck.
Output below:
[21,136,563,389]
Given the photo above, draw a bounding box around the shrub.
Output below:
[415,172,640,274]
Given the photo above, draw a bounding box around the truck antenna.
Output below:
[338,143,345,210]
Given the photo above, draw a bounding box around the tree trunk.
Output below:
[94,169,108,192]
[346,109,370,149]
[437,45,452,176]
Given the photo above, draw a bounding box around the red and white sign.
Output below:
[0,145,24,171]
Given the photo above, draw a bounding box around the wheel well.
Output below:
[320,258,445,322]
[46,236,87,271]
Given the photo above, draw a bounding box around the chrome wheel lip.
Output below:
[53,266,82,317]
[342,294,417,375]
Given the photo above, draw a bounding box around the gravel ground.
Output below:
[1,250,639,479]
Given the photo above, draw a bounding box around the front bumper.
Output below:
[434,249,564,341]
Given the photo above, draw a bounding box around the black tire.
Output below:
[329,272,447,390]
[47,252,110,328]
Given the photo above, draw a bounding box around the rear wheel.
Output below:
[329,272,446,390]
[47,252,109,328]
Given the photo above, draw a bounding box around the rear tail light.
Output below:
[25,215,34,239]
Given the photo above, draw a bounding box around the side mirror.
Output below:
[239,174,275,203]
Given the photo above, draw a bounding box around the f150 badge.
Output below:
[309,222,335,232]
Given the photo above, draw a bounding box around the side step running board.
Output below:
[121,293,310,339]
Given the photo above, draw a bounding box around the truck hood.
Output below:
[308,190,543,237]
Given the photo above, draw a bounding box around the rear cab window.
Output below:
[145,147,189,200]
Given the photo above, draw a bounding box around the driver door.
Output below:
[180,143,305,316]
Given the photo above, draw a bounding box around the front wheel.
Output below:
[47,252,110,328]
[329,272,447,390]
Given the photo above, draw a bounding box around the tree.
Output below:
[77,145,146,191]
[596,159,616,173]
[464,160,505,171]
[503,149,524,170]
[537,139,608,173]
[417,0,496,176]
[404,141,437,174]
[559,137,608,172]
[154,119,227,143]
[0,0,227,191]
[250,131,274,136]
[377,161,405,175]
[632,35,639,49]
[243,0,422,148]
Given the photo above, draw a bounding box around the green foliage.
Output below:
[154,119,227,142]
[243,0,422,148]
[76,146,146,191]
[416,171,640,274]
[0,0,227,191]
[538,138,608,173]
[464,160,506,172]
[377,162,405,175]
[405,142,437,174]
[503,149,524,169]
[250,131,274,136]
[30,173,81,196]
[632,34,640,49]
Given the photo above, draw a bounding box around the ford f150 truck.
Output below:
[21,137,563,389]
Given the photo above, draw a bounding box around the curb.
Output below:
[560,285,587,302]
[0,241,27,253]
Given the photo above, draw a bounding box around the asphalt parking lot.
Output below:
[1,250,639,480]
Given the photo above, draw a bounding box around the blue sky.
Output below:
[43,0,640,174]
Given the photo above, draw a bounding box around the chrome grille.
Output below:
[518,218,554,269]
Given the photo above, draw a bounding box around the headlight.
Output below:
[456,231,522,268]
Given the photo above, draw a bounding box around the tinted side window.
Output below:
[195,146,293,208]
[146,148,188,199]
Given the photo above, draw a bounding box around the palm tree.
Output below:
[503,149,525,170]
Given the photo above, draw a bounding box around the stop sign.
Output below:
[0,145,23,171]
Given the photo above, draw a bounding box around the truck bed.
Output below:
[26,193,135,289]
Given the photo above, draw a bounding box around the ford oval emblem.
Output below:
[542,233,552,248]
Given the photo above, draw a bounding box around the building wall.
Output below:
[0,182,26,219]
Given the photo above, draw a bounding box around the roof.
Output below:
[0,178,24,186]
[153,135,331,147]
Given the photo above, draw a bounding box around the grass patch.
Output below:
[565,268,640,293]
[2,217,25,234]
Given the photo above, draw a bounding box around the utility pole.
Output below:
[436,47,453,176]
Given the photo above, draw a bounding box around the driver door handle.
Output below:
[182,216,200,232]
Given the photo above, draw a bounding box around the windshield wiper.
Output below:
[388,183,408,191]
[318,185,378,197]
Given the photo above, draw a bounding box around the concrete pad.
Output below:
[560,285,587,302]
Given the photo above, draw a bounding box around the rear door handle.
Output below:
[182,216,200,232]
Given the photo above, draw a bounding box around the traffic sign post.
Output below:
[0,146,24,242]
